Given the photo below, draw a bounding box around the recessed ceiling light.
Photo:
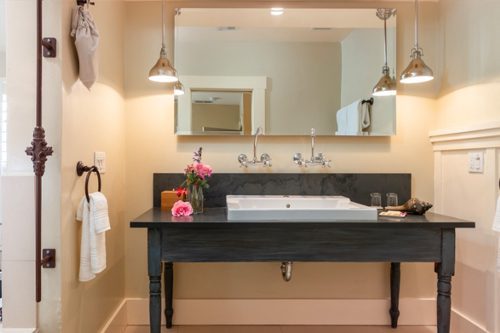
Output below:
[270,7,284,16]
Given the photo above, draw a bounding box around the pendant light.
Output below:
[400,0,434,84]
[373,8,396,97]
[173,80,185,96]
[148,0,178,83]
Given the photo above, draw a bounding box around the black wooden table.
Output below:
[130,207,474,333]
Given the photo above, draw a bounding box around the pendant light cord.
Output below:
[383,16,388,69]
[161,0,166,50]
[414,0,420,51]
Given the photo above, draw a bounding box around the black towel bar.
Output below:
[76,161,101,203]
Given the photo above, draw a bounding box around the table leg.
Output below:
[148,229,162,333]
[164,262,174,328]
[436,229,455,333]
[389,262,400,328]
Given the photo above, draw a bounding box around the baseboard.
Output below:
[123,298,436,326]
[100,299,128,333]
[451,308,488,333]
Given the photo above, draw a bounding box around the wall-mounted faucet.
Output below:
[238,127,272,167]
[293,128,331,167]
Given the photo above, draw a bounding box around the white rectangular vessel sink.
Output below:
[226,195,378,221]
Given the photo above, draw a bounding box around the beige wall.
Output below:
[59,0,127,332]
[433,0,500,332]
[125,1,439,302]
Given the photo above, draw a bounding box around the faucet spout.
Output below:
[253,127,263,161]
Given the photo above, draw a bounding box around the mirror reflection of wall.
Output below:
[174,8,396,136]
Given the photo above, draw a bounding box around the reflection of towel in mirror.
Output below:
[360,101,371,133]
[76,192,111,282]
[70,5,99,90]
[493,195,500,271]
[335,99,371,135]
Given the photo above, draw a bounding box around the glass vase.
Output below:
[188,184,204,214]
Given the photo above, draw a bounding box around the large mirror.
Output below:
[174,8,396,136]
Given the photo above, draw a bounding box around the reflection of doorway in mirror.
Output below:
[190,90,250,134]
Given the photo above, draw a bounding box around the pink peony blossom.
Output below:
[171,200,193,217]
[193,162,213,179]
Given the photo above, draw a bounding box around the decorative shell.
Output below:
[386,198,433,215]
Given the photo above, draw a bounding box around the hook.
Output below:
[362,97,374,105]
[76,161,101,202]
[77,0,95,6]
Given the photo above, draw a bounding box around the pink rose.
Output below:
[171,200,193,217]
[194,162,213,179]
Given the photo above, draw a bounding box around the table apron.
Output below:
[159,225,442,262]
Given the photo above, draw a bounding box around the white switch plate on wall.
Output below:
[94,151,106,174]
[468,151,484,173]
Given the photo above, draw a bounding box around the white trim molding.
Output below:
[429,121,500,151]
[451,308,488,333]
[103,298,437,328]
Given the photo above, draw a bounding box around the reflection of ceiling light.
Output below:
[270,8,284,16]
[373,9,397,97]
[173,81,185,96]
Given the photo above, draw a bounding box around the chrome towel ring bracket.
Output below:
[76,161,102,203]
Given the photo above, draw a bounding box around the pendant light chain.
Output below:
[414,0,419,51]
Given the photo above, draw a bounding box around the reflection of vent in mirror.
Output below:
[312,27,333,31]
[217,26,237,31]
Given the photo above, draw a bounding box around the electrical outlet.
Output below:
[94,151,106,174]
[468,151,484,173]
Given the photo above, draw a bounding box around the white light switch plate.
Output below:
[468,151,484,173]
[94,151,106,174]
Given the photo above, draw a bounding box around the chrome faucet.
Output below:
[293,128,331,167]
[238,127,272,167]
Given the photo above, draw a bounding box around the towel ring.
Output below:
[76,161,101,203]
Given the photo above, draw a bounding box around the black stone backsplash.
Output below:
[153,173,411,208]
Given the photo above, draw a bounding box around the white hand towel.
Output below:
[76,192,111,281]
[492,195,500,271]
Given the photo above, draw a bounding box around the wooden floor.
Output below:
[125,326,437,333]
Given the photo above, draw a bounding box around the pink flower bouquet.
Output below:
[181,147,213,189]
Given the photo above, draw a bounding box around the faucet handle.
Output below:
[322,159,331,168]
[238,154,248,167]
[310,128,316,136]
[260,153,272,167]
[293,153,303,166]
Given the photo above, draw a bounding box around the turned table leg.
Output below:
[164,262,174,328]
[435,229,455,333]
[148,229,162,333]
[389,262,401,328]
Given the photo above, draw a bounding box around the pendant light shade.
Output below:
[149,47,178,83]
[399,49,434,83]
[173,80,185,96]
[373,8,396,97]
[373,67,397,96]
[400,0,434,84]
[148,0,178,83]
